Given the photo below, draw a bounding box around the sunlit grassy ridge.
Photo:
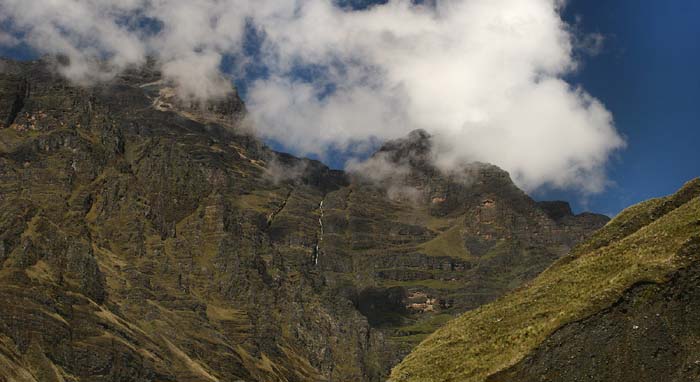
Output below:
[390,179,700,382]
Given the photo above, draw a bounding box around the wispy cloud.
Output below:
[0,30,18,47]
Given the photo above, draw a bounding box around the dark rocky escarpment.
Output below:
[0,58,607,381]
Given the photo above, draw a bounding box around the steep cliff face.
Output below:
[0,58,368,382]
[390,179,700,382]
[0,58,607,381]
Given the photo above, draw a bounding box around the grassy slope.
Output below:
[419,220,472,260]
[390,178,700,382]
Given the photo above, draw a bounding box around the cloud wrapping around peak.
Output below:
[0,0,625,193]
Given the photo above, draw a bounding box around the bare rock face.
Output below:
[0,58,608,381]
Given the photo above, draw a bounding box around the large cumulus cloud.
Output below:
[0,0,625,193]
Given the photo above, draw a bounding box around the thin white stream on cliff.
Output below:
[315,199,324,266]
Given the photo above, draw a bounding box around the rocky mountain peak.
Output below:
[377,129,433,166]
[536,200,574,221]
[0,58,611,382]
[358,128,523,219]
[372,129,513,186]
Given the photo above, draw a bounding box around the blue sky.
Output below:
[1,0,698,216]
[549,0,700,215]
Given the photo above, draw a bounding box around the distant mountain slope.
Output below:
[0,57,606,381]
[390,178,700,382]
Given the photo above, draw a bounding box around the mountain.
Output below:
[319,129,609,370]
[0,58,606,381]
[390,178,700,382]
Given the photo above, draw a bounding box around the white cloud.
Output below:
[0,0,625,193]
[0,30,18,47]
